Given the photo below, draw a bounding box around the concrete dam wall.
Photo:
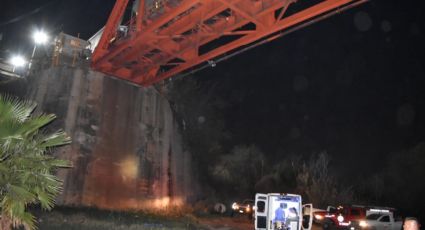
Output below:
[26,60,196,211]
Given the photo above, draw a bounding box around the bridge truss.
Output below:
[91,0,366,86]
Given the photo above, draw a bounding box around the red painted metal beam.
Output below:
[91,0,367,86]
[136,0,146,32]
[92,0,130,64]
[139,0,367,86]
[92,0,201,72]
[216,0,267,29]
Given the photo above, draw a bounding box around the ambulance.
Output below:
[254,193,313,230]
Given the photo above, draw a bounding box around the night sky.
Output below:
[1,0,425,188]
[191,0,425,177]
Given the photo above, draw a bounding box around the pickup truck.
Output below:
[354,213,403,230]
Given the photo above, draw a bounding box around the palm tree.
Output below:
[0,94,71,230]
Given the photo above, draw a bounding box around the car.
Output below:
[231,199,255,218]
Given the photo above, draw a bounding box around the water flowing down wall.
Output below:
[26,60,196,210]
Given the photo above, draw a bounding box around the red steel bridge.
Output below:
[91,0,367,86]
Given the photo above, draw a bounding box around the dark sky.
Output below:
[1,0,425,176]
[0,0,116,52]
[194,1,425,176]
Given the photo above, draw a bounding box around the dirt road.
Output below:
[198,216,324,230]
[197,216,254,230]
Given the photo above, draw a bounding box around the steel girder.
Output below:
[92,0,367,86]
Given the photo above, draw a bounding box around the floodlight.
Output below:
[33,31,49,44]
[10,55,27,68]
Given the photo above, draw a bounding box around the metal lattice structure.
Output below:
[91,0,366,86]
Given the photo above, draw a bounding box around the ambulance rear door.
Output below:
[302,204,313,230]
[255,193,268,230]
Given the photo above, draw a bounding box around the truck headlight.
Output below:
[337,215,344,222]
[359,221,368,228]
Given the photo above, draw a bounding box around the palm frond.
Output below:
[7,184,37,204]
[39,130,71,148]
[12,210,37,230]
[0,94,36,124]
[18,114,57,137]
[47,158,72,168]
[0,95,71,230]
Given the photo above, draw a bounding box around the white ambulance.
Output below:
[254,193,313,230]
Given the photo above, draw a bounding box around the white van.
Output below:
[254,193,313,230]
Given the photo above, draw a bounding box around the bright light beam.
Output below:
[10,55,27,68]
[33,30,49,44]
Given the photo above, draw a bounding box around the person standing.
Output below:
[274,203,287,227]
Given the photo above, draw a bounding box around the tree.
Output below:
[0,95,71,230]
[166,77,231,186]
[356,143,425,220]
[379,143,425,215]
[296,152,354,208]
[211,145,266,196]
[259,154,301,193]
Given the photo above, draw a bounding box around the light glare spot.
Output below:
[118,156,139,180]
[33,31,49,44]
[354,11,373,32]
[10,55,26,67]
